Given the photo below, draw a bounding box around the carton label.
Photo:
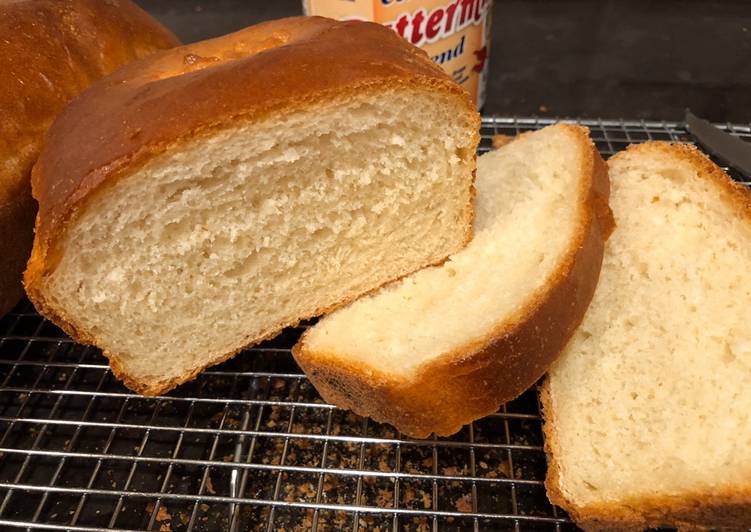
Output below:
[303,0,492,108]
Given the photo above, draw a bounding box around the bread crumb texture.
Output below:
[42,89,476,391]
[545,142,751,528]
[305,124,584,373]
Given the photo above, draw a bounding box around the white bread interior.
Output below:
[301,125,582,368]
[40,89,477,394]
[295,124,608,437]
[543,143,751,529]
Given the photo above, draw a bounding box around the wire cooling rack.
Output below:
[1,117,749,532]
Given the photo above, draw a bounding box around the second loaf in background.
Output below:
[294,124,613,438]
[25,16,480,396]
[0,0,179,318]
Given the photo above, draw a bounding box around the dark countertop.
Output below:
[137,0,751,123]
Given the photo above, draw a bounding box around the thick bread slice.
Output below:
[294,124,613,438]
[0,0,178,317]
[542,143,751,531]
[24,17,479,396]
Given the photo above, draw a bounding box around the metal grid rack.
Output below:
[1,117,749,532]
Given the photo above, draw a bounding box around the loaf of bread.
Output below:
[542,143,751,530]
[0,0,179,317]
[25,16,480,396]
[294,124,613,438]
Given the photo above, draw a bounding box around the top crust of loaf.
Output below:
[0,0,178,317]
[541,142,751,532]
[24,16,479,337]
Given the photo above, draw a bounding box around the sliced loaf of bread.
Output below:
[294,124,613,438]
[542,142,751,531]
[24,17,479,395]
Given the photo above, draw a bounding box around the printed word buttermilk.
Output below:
[383,0,491,48]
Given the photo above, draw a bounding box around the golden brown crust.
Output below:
[564,491,751,532]
[0,0,178,316]
[541,141,751,531]
[0,182,36,316]
[293,124,612,438]
[24,16,479,395]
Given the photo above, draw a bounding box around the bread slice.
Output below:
[293,124,613,438]
[542,142,751,531]
[24,17,479,396]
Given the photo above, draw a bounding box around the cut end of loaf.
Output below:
[543,142,751,530]
[27,87,479,395]
[295,123,611,438]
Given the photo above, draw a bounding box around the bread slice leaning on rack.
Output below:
[24,16,480,396]
[294,124,613,438]
[542,142,751,531]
